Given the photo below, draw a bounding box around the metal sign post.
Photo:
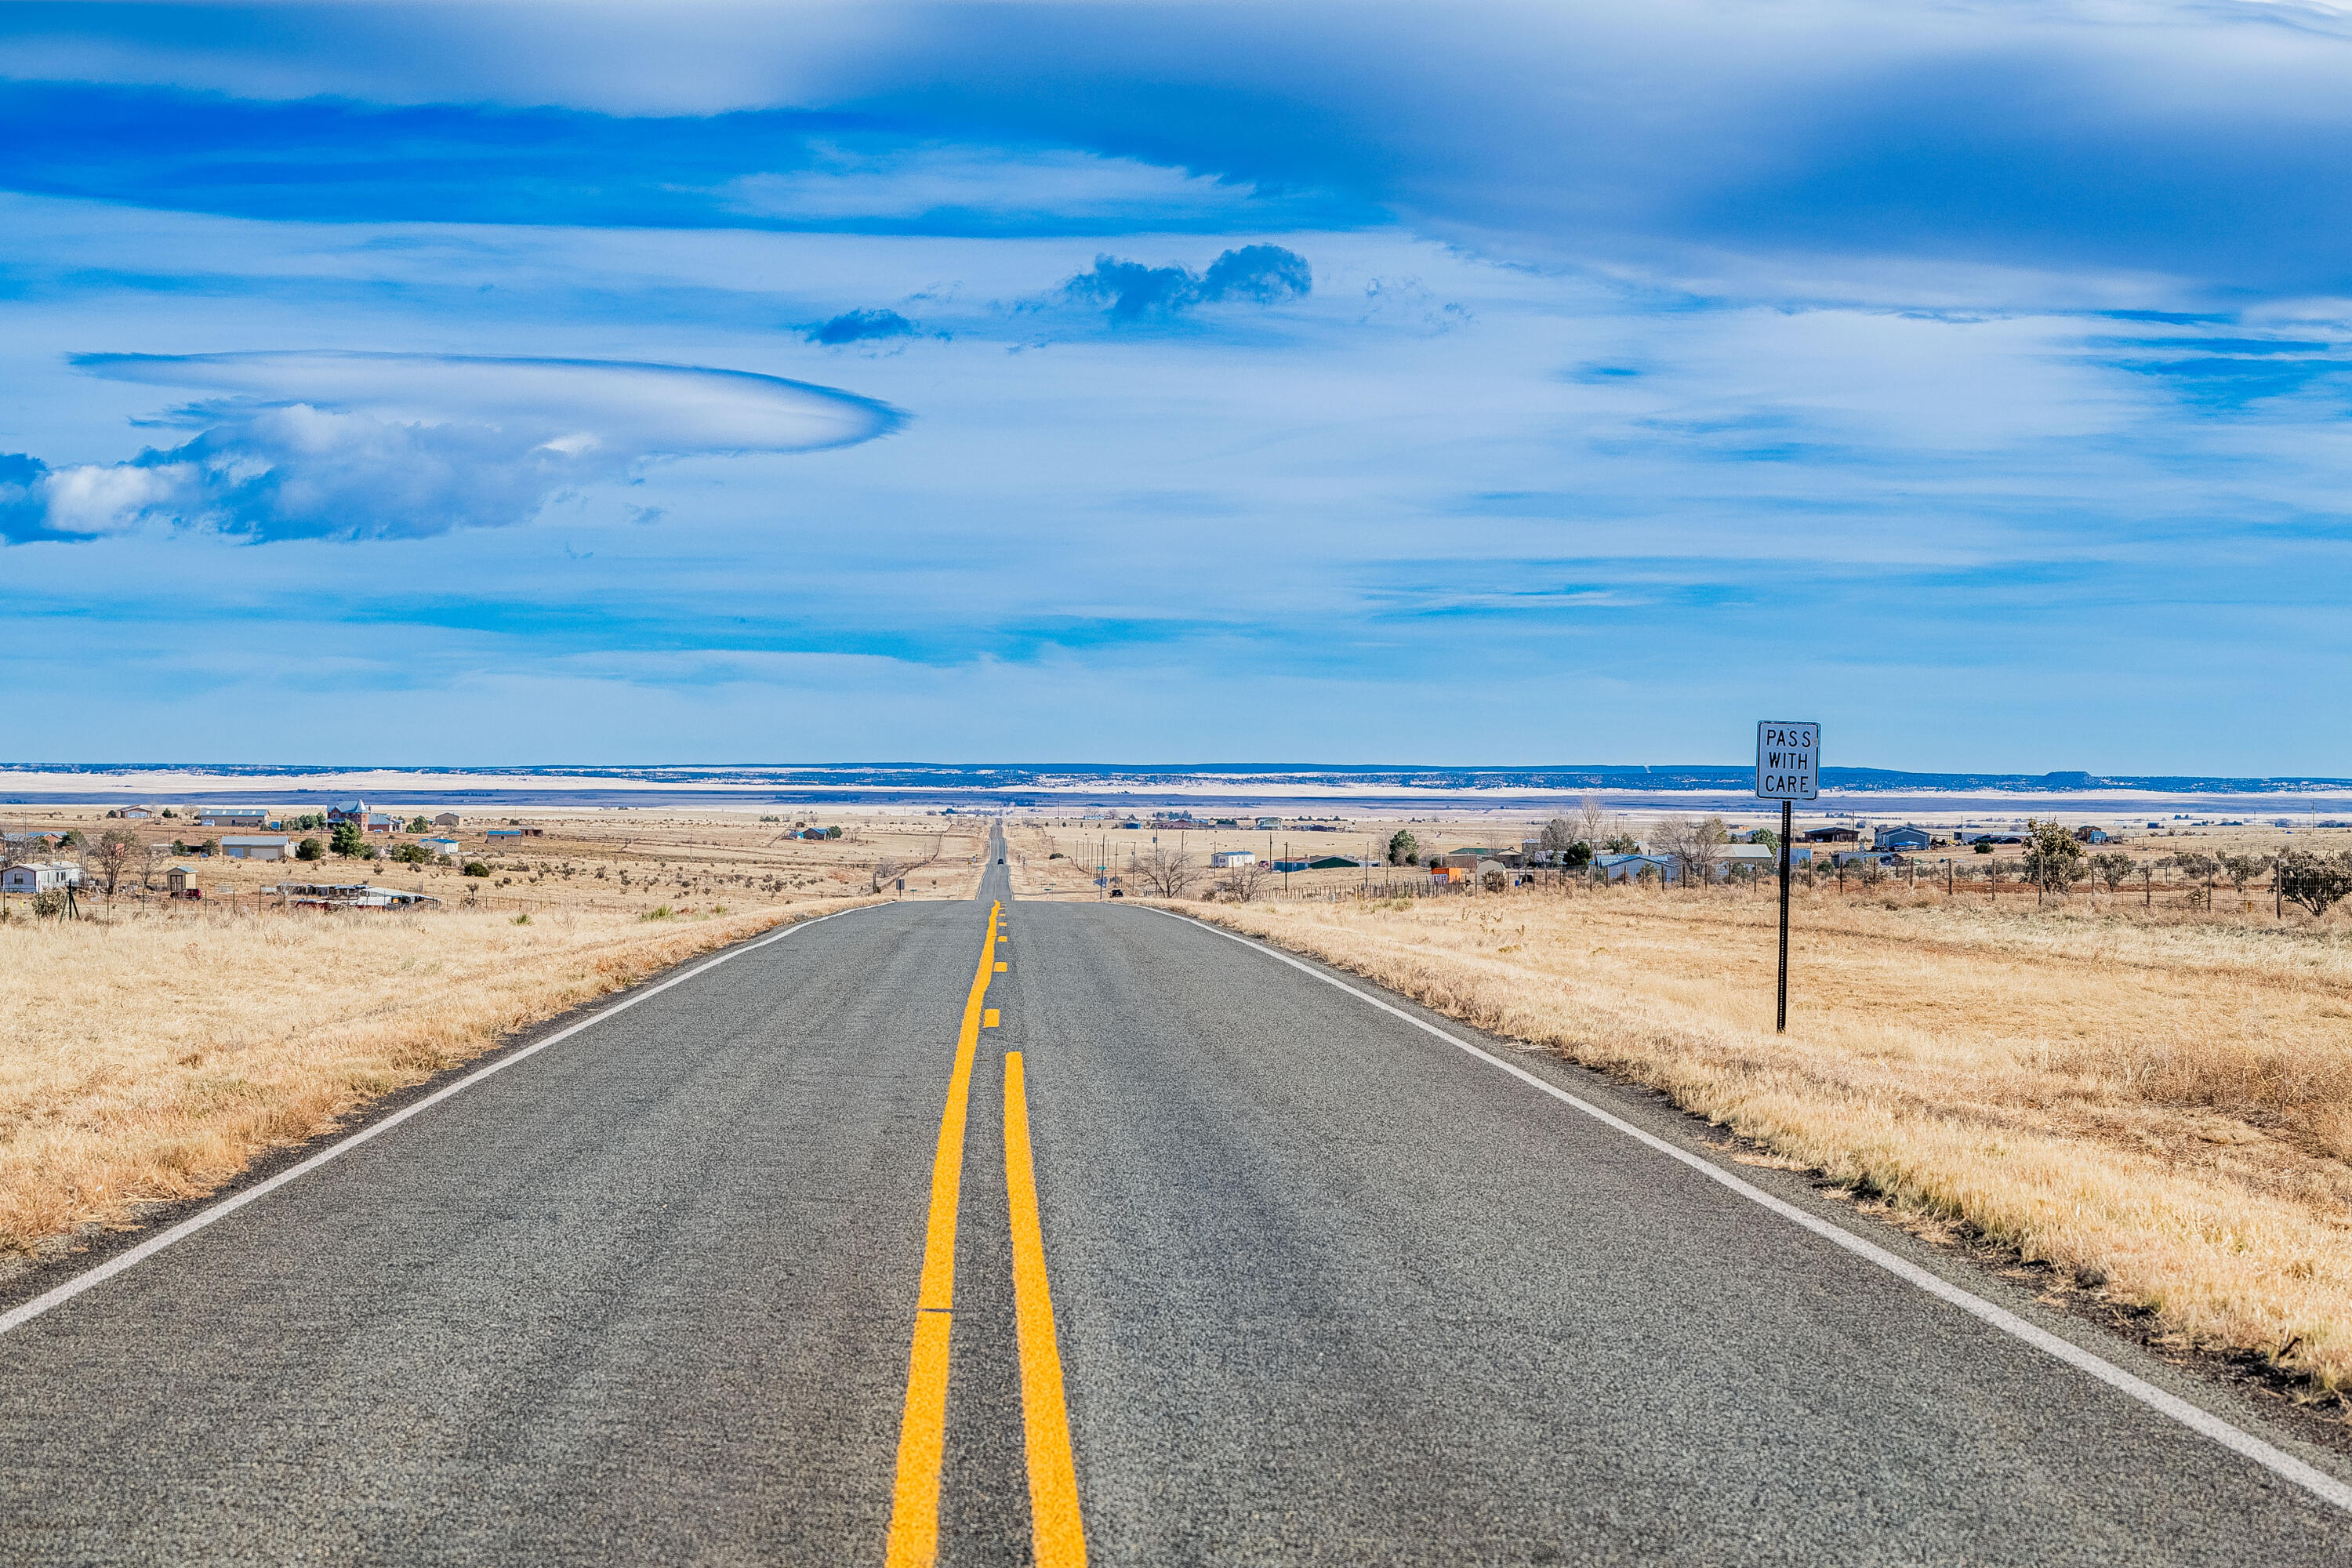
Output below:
[1755,721,1820,1034]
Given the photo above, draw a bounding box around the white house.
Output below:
[2,861,82,894]
[1209,849,1257,869]
[221,836,296,862]
[419,837,461,858]
[1253,817,1282,830]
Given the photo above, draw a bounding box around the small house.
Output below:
[199,806,271,829]
[1875,825,1933,851]
[122,807,154,821]
[2,861,82,894]
[1208,850,1256,869]
[419,837,460,858]
[433,811,462,829]
[221,836,296,862]
[165,866,196,897]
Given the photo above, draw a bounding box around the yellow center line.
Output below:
[1004,1051,1088,1567]
[885,900,1001,1568]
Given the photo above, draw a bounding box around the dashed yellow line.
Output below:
[884,901,1001,1568]
[1004,1051,1087,1567]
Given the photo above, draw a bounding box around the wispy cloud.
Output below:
[5,351,899,543]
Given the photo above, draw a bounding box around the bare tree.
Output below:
[1650,814,1728,887]
[1538,818,1581,855]
[89,828,140,898]
[1576,793,1609,848]
[869,856,908,894]
[1134,846,1199,898]
[1220,859,1272,902]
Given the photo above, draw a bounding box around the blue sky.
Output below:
[5,2,2352,771]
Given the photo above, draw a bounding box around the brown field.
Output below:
[1170,878,2352,1406]
[0,809,986,1273]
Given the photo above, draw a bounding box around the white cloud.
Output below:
[7,351,900,543]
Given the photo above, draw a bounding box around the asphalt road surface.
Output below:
[2,828,2347,1564]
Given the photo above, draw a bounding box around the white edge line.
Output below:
[1145,906,2352,1517]
[0,902,883,1341]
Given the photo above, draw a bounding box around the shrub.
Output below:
[389,842,431,865]
[641,905,674,921]
[31,890,67,919]
[462,862,491,877]
[296,837,324,861]
[512,913,531,926]
[2274,848,2352,916]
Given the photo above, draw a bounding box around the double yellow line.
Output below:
[885,902,1085,1568]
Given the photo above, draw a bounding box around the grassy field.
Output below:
[0,810,986,1273]
[1174,882,2352,1408]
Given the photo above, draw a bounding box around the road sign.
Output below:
[1755,721,1820,800]
[1755,720,1820,1035]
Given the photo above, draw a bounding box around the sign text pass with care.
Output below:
[1755,722,1820,800]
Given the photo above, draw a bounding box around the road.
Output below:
[1,827,2346,1564]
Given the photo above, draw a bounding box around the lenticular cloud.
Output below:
[1,350,900,543]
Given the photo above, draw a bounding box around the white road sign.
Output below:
[1755,721,1820,800]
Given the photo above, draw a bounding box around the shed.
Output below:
[433,811,463,828]
[1875,825,1933,851]
[1208,850,1256,869]
[221,836,296,862]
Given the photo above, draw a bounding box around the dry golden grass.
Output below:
[0,800,995,1272]
[1178,884,2352,1402]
